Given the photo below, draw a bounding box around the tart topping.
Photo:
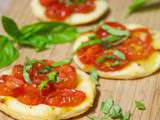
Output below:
[0,58,86,106]
[40,0,96,21]
[77,21,154,71]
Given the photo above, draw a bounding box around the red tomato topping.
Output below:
[45,89,86,107]
[77,22,155,72]
[0,60,86,107]
[117,28,154,61]
[40,0,95,21]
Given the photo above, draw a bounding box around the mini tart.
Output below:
[0,69,96,120]
[73,24,160,79]
[31,0,109,25]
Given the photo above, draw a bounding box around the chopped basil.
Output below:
[122,112,131,120]
[52,58,72,67]
[39,71,59,91]
[0,35,19,68]
[135,100,146,110]
[102,25,130,37]
[127,0,148,15]
[102,36,122,43]
[114,50,126,60]
[23,58,33,84]
[96,55,115,63]
[38,66,52,74]
[111,60,121,67]
[90,67,99,86]
[47,71,58,81]
[88,116,100,120]
[77,39,101,51]
[110,104,122,119]
[65,0,86,5]
[101,98,114,114]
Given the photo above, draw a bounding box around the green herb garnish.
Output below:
[2,16,79,52]
[52,58,72,67]
[102,25,130,37]
[38,66,52,74]
[127,0,149,15]
[0,35,19,68]
[38,71,59,91]
[101,98,114,114]
[96,55,115,63]
[114,50,126,60]
[23,58,33,84]
[90,67,99,86]
[135,100,146,110]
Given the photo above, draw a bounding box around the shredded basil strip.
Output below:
[102,25,130,37]
[127,0,148,15]
[135,100,146,110]
[101,98,114,114]
[90,67,99,86]
[38,66,52,74]
[102,36,122,43]
[96,55,115,63]
[39,71,59,91]
[52,58,72,67]
[23,60,33,84]
[114,50,126,60]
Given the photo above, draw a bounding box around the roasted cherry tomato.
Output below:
[77,44,103,65]
[117,28,154,61]
[45,3,72,21]
[45,89,86,107]
[17,84,43,105]
[54,64,78,89]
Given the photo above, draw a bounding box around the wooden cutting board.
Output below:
[0,0,160,120]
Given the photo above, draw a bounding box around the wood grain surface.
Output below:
[0,0,160,120]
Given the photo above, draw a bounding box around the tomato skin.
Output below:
[12,65,24,80]
[45,89,86,107]
[17,84,43,105]
[45,3,72,21]
[40,0,57,6]
[53,64,78,89]
[77,44,103,65]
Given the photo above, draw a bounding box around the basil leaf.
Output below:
[2,16,21,39]
[102,36,122,43]
[122,112,131,120]
[23,62,32,84]
[110,104,122,119]
[2,17,79,52]
[19,22,79,51]
[39,71,59,90]
[96,55,115,63]
[114,50,126,60]
[38,66,52,74]
[47,71,58,81]
[135,101,146,110]
[52,58,72,67]
[88,116,100,120]
[90,67,99,86]
[127,0,148,15]
[77,39,101,51]
[101,98,114,114]
[0,35,19,68]
[111,60,121,67]
[102,25,130,37]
